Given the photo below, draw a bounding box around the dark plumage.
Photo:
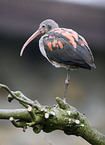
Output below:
[43,28,95,70]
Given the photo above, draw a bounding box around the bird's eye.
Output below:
[42,24,46,28]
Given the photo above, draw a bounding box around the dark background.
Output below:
[0,0,105,145]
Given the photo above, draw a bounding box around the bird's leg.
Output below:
[63,70,70,103]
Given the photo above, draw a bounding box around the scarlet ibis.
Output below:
[20,19,96,102]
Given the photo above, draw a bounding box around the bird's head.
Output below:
[20,19,59,56]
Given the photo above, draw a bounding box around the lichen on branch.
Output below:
[0,83,105,145]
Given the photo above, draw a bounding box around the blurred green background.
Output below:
[0,0,105,145]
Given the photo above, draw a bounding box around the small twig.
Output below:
[27,106,36,121]
[0,84,34,106]
[9,117,27,131]
[33,124,43,133]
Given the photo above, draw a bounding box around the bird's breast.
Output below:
[39,35,48,59]
[39,35,54,65]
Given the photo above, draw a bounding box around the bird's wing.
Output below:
[43,28,95,69]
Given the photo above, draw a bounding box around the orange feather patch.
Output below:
[47,42,52,51]
[62,32,77,48]
[52,40,58,47]
[58,41,63,49]
[49,28,79,48]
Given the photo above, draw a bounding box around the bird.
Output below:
[20,19,96,102]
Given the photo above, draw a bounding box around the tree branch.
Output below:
[0,84,105,145]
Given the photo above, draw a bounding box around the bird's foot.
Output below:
[62,96,67,104]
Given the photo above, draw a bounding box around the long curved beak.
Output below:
[20,29,41,56]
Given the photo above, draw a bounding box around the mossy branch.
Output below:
[0,84,105,145]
